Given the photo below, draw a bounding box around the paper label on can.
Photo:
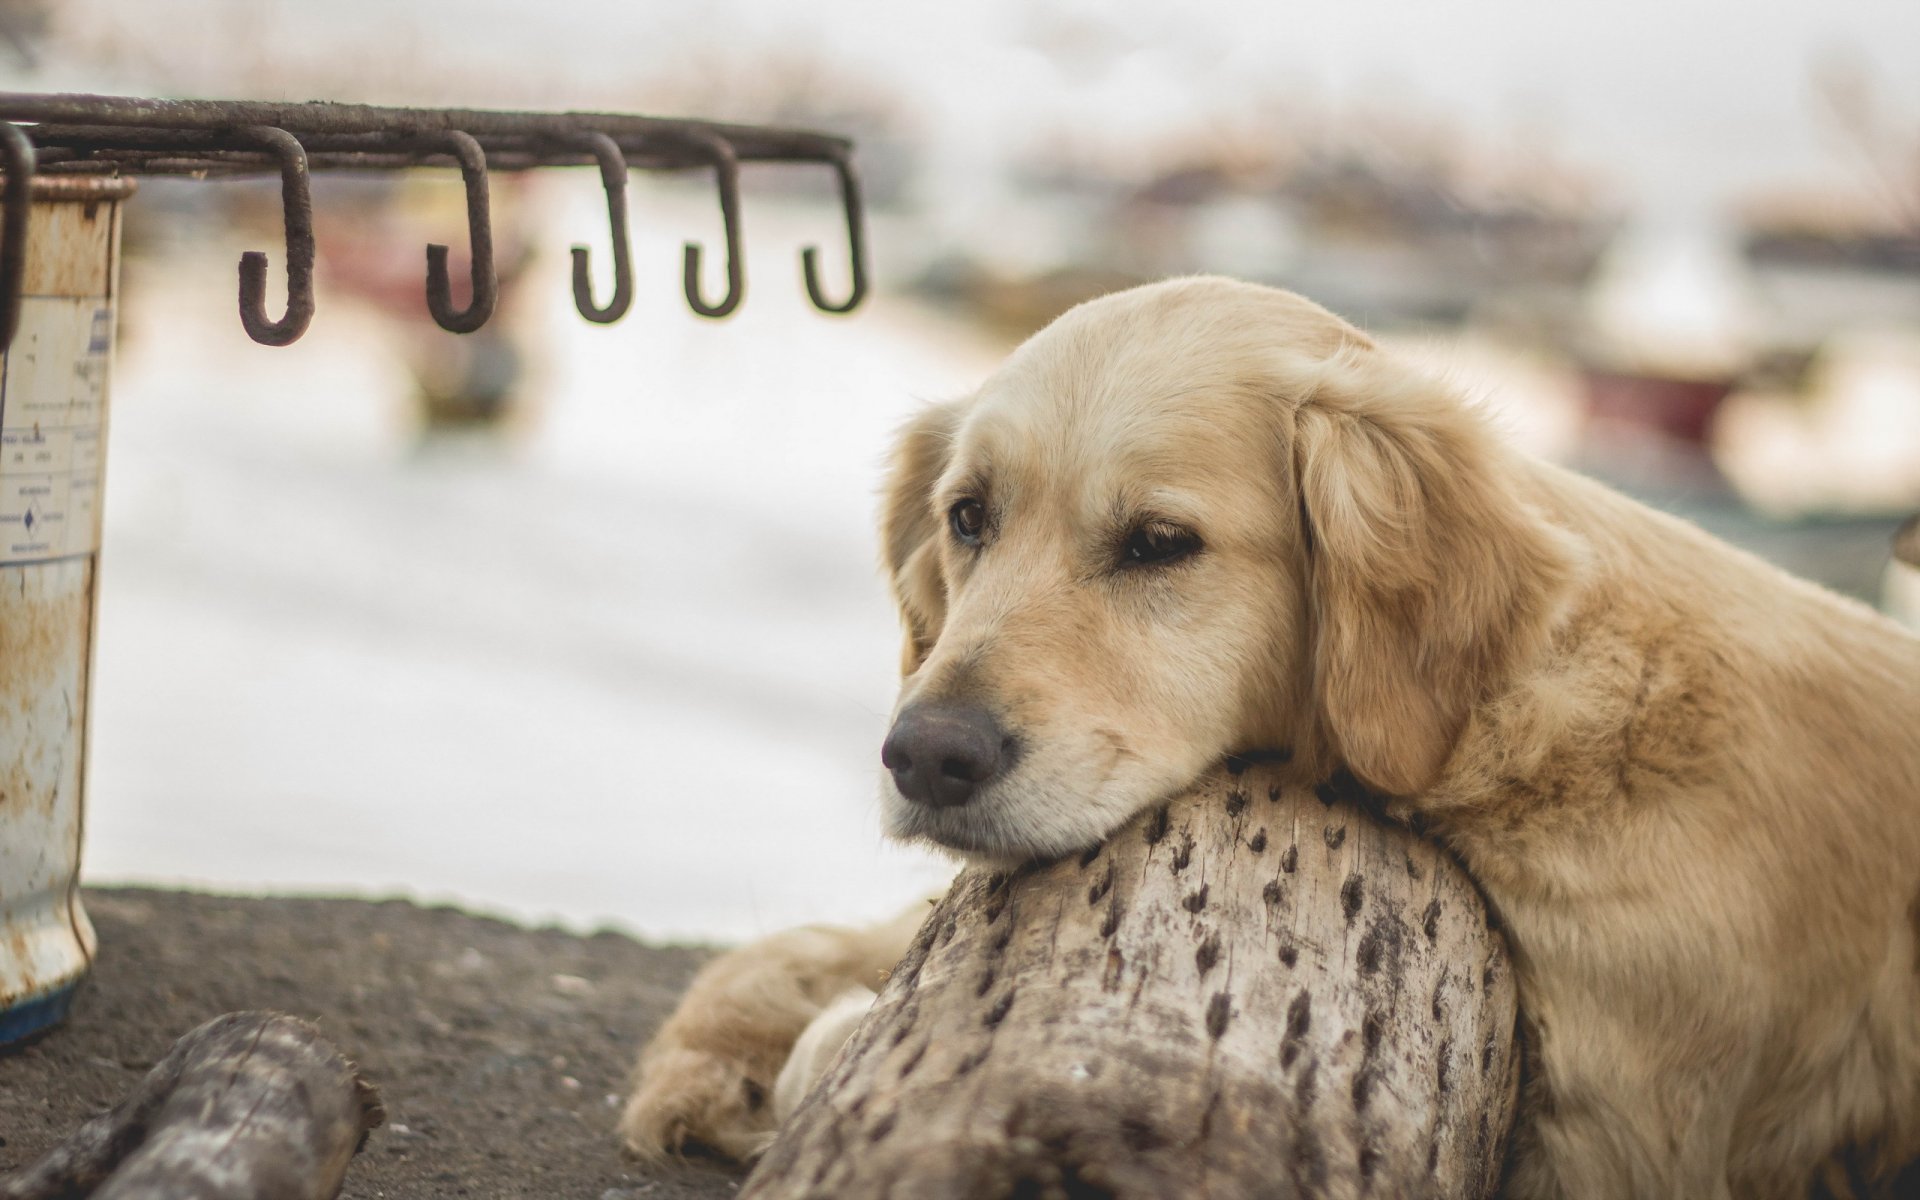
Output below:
[0,298,111,565]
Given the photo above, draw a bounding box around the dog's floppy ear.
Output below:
[880,399,965,675]
[1292,353,1580,797]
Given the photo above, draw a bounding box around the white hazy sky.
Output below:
[36,0,1920,218]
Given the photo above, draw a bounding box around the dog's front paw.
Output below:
[619,1041,782,1163]
[618,919,919,1164]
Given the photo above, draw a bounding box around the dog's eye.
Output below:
[1122,523,1202,568]
[949,499,987,545]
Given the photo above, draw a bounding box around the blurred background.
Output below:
[5,0,1916,941]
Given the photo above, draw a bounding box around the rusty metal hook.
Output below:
[234,126,315,346]
[800,149,868,315]
[569,131,633,324]
[424,130,496,334]
[0,123,35,354]
[674,130,744,319]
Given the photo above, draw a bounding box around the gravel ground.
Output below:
[0,888,747,1199]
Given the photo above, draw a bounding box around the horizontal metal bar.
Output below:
[28,129,728,177]
[0,93,848,163]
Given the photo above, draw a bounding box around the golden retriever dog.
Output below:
[621,277,1920,1198]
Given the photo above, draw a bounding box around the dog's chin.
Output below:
[881,790,1105,867]
[879,770,1176,866]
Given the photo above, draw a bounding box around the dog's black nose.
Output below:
[882,703,1006,809]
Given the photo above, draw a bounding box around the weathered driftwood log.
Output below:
[745,764,1519,1200]
[0,1011,384,1200]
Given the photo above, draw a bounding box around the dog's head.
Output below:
[878,277,1579,862]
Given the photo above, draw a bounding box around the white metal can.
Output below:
[0,176,131,1044]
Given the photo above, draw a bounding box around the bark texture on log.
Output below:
[745,765,1519,1200]
[1,1010,384,1200]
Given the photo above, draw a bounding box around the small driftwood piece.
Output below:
[1,1011,384,1200]
[745,765,1519,1200]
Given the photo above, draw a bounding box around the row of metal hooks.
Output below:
[0,105,868,351]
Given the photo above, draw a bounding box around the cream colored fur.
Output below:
[617,906,925,1161]
[621,278,1920,1198]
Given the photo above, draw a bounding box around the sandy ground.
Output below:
[0,888,746,1199]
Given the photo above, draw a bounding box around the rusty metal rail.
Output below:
[0,93,871,349]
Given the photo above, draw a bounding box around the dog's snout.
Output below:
[882,704,1008,809]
